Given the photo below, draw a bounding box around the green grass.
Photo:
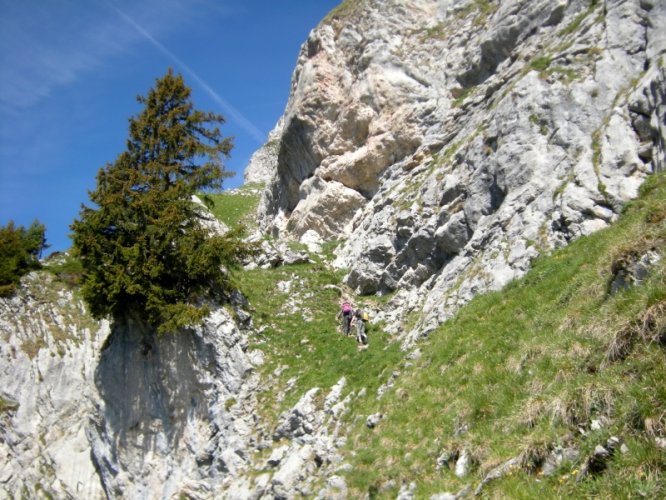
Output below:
[339,172,666,497]
[529,55,552,73]
[43,253,84,288]
[559,0,602,38]
[423,23,447,41]
[239,261,403,421]
[202,176,665,496]
[0,396,19,413]
[454,0,498,24]
[323,0,366,24]
[205,183,261,230]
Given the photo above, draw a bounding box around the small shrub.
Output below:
[451,86,476,106]
[21,337,47,360]
[425,23,447,40]
[529,114,549,135]
[0,396,19,413]
[44,254,84,288]
[324,0,366,24]
[0,220,48,297]
[529,56,552,73]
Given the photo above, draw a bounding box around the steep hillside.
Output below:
[0,251,263,499]
[335,171,665,498]
[2,1,665,498]
[0,164,663,500]
[247,0,666,345]
[211,174,664,497]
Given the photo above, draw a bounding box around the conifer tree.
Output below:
[0,220,48,296]
[72,69,248,333]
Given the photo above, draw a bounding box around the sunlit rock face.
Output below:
[250,0,666,343]
[0,273,107,499]
[87,307,262,499]
[3,1,666,498]
[0,272,264,499]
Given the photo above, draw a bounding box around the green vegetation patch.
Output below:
[341,172,666,498]
[559,0,603,38]
[0,220,48,297]
[240,260,403,424]
[205,183,262,231]
[323,0,367,25]
[454,0,498,24]
[529,55,552,73]
[71,70,247,334]
[0,396,19,413]
[44,253,84,288]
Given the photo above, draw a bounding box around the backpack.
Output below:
[362,311,369,321]
[342,302,352,313]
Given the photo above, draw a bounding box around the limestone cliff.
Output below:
[247,0,666,343]
[0,270,264,498]
[2,1,665,498]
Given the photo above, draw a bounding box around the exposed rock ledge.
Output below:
[0,272,265,498]
[247,0,666,345]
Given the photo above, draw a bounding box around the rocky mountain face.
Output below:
[247,0,666,343]
[0,271,267,499]
[2,0,665,498]
[0,273,106,498]
[1,258,354,498]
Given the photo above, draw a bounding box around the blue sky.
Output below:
[0,0,340,253]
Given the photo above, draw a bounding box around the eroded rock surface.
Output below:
[0,272,265,499]
[249,0,666,344]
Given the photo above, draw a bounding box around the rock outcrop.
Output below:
[249,0,666,343]
[3,1,666,498]
[88,306,262,499]
[0,271,264,499]
[0,273,107,498]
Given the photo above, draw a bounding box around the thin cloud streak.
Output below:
[107,2,266,145]
[0,1,137,113]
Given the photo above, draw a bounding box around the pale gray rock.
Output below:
[192,194,229,236]
[267,445,290,468]
[0,272,107,499]
[274,388,319,441]
[324,377,347,414]
[541,447,580,476]
[300,229,324,253]
[245,239,310,269]
[430,494,457,500]
[473,456,521,495]
[271,444,315,499]
[366,413,384,429]
[609,245,662,294]
[655,437,666,450]
[262,378,351,499]
[454,448,473,478]
[397,481,417,500]
[244,122,282,186]
[0,268,271,499]
[247,0,666,347]
[88,306,260,499]
[286,177,367,239]
[576,437,623,482]
[316,475,348,500]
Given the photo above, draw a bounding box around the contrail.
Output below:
[107,1,266,144]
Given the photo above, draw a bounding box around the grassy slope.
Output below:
[206,183,263,230]
[341,173,666,498]
[218,173,665,497]
[240,257,403,422]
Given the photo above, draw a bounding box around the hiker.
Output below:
[337,300,353,335]
[354,308,368,345]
